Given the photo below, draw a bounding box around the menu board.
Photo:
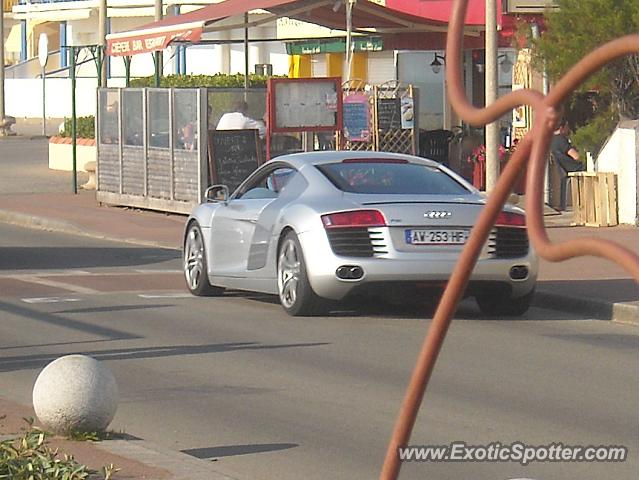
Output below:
[377,98,401,131]
[268,77,343,133]
[343,93,370,142]
[208,129,261,192]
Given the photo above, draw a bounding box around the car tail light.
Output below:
[495,211,526,227]
[321,210,387,229]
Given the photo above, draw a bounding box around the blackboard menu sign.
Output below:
[377,98,401,131]
[343,94,370,142]
[208,129,261,192]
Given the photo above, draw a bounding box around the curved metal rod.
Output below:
[380,1,639,478]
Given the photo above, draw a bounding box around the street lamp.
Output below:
[476,53,512,74]
[430,53,445,74]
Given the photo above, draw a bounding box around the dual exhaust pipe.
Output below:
[336,265,364,280]
[337,265,528,281]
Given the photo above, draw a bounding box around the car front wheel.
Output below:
[475,288,534,317]
[183,222,224,297]
[277,231,327,316]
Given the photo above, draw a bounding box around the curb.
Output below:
[97,438,242,480]
[0,208,179,250]
[534,290,639,326]
[0,434,242,480]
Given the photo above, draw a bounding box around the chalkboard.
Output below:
[208,129,261,193]
[377,98,401,131]
[343,94,370,142]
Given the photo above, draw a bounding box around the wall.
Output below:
[597,122,637,225]
[5,78,98,118]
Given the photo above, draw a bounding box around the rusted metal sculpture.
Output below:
[381,1,639,478]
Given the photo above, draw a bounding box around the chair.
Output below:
[419,129,454,166]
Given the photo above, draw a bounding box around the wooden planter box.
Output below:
[48,136,96,172]
[569,172,618,227]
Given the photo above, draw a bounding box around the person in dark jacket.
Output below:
[550,119,584,210]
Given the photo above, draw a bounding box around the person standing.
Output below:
[550,119,584,210]
[216,100,266,139]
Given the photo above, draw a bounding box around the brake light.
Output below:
[495,211,526,227]
[321,210,387,228]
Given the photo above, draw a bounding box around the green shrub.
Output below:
[60,116,95,139]
[129,73,280,88]
[0,418,118,480]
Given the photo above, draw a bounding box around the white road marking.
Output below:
[12,275,99,294]
[22,297,82,304]
[138,293,192,299]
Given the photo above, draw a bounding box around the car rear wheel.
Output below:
[184,222,225,297]
[277,231,327,316]
[475,288,534,317]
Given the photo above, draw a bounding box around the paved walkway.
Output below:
[1,127,638,479]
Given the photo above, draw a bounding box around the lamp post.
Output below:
[485,0,499,192]
[154,0,162,87]
[0,0,6,136]
[345,0,356,82]
[98,0,107,86]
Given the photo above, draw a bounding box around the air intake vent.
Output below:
[488,227,529,258]
[326,227,388,257]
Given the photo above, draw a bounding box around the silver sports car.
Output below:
[183,151,537,316]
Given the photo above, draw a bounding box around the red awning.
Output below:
[106,0,454,56]
[384,0,503,27]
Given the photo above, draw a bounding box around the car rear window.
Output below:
[316,161,470,195]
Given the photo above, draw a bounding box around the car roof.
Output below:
[271,150,442,168]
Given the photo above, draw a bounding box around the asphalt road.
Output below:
[0,223,638,480]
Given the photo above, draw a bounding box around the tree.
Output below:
[532,0,639,152]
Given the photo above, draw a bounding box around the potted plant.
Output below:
[466,141,525,194]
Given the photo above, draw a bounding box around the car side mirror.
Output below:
[205,184,229,202]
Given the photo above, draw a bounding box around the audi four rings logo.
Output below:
[424,211,452,219]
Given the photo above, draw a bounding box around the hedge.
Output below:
[59,116,95,139]
[129,73,281,88]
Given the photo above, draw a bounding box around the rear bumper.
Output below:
[299,229,538,301]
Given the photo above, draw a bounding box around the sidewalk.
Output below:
[0,397,237,480]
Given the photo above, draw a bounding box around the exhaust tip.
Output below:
[509,265,529,280]
[336,265,364,280]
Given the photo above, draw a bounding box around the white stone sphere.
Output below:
[33,355,118,434]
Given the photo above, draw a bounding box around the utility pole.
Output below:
[0,0,6,136]
[484,0,499,191]
[98,0,107,86]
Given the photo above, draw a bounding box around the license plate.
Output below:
[405,229,469,245]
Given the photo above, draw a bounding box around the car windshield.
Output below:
[316,160,470,195]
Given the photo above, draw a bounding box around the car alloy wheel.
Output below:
[184,226,205,291]
[278,237,300,309]
[277,231,327,316]
[183,222,224,297]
